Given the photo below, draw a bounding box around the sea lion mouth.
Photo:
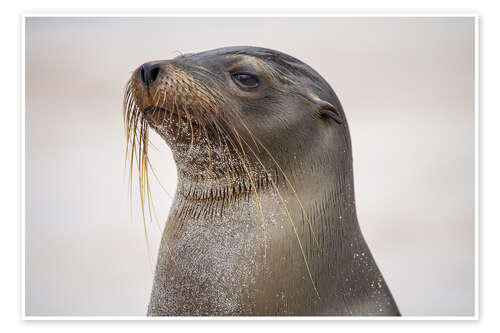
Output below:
[142,105,200,128]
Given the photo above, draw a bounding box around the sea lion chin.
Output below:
[123,46,400,316]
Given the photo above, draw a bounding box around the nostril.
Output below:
[139,63,161,86]
[150,66,160,83]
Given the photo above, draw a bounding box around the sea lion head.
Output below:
[124,46,352,200]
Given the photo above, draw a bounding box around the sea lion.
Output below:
[123,46,400,316]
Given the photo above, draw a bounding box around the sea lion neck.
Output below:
[175,167,272,203]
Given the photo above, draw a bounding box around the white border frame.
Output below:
[20,12,479,321]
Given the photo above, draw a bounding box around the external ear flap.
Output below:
[308,93,343,124]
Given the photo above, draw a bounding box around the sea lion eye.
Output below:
[231,73,259,89]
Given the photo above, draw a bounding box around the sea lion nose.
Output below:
[139,63,161,86]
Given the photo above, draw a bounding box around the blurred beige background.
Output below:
[25,17,475,316]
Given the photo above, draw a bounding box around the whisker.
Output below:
[232,113,320,248]
[186,106,195,159]
[208,115,267,260]
[220,115,320,299]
